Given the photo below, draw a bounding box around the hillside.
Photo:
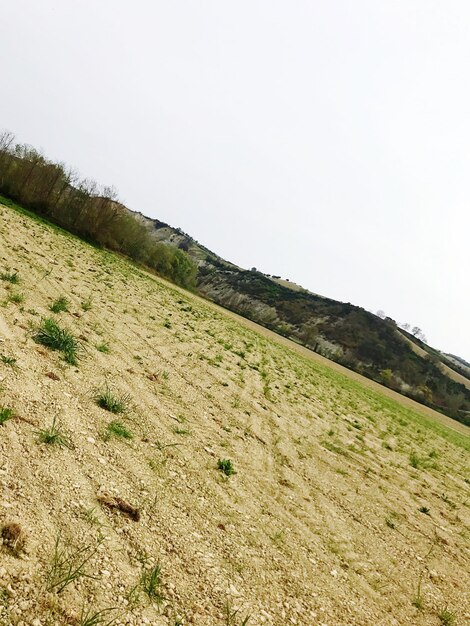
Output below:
[0,131,467,424]
[1,200,469,626]
[135,213,470,425]
[445,354,470,372]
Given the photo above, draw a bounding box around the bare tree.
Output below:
[412,326,427,343]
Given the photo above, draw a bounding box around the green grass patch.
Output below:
[437,608,456,626]
[0,355,17,367]
[33,318,82,365]
[0,269,19,283]
[106,420,133,440]
[81,297,93,311]
[217,458,236,476]
[96,385,130,414]
[46,533,99,593]
[0,407,14,425]
[37,416,74,449]
[50,296,70,313]
[139,563,164,604]
[6,291,24,304]
[77,605,117,626]
[322,439,349,457]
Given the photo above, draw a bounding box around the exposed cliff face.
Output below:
[198,270,280,326]
[134,212,470,424]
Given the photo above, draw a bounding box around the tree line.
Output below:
[0,130,197,288]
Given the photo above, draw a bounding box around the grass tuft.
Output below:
[437,607,456,626]
[409,452,422,469]
[0,270,19,283]
[7,292,24,304]
[46,533,99,593]
[50,295,70,313]
[0,407,14,425]
[412,575,424,609]
[174,427,191,436]
[78,605,117,626]
[224,602,250,625]
[106,420,133,440]
[33,317,82,365]
[96,385,130,414]
[218,458,236,476]
[81,296,93,311]
[140,563,164,604]
[37,416,74,449]
[0,355,17,367]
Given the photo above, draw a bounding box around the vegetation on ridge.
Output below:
[0,130,197,289]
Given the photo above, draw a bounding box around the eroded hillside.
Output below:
[0,202,469,626]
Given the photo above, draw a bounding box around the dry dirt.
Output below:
[0,201,469,626]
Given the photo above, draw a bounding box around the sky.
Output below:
[0,1,469,359]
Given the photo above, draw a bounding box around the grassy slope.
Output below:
[0,200,469,626]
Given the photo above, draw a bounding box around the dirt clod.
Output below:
[97,493,141,521]
[1,522,26,555]
[45,371,60,381]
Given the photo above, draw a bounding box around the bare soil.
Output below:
[0,202,469,626]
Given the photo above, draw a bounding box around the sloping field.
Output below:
[0,201,469,626]
[217,310,469,436]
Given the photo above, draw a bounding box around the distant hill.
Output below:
[443,352,470,376]
[135,212,470,425]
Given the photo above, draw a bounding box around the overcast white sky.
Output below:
[1,1,469,359]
